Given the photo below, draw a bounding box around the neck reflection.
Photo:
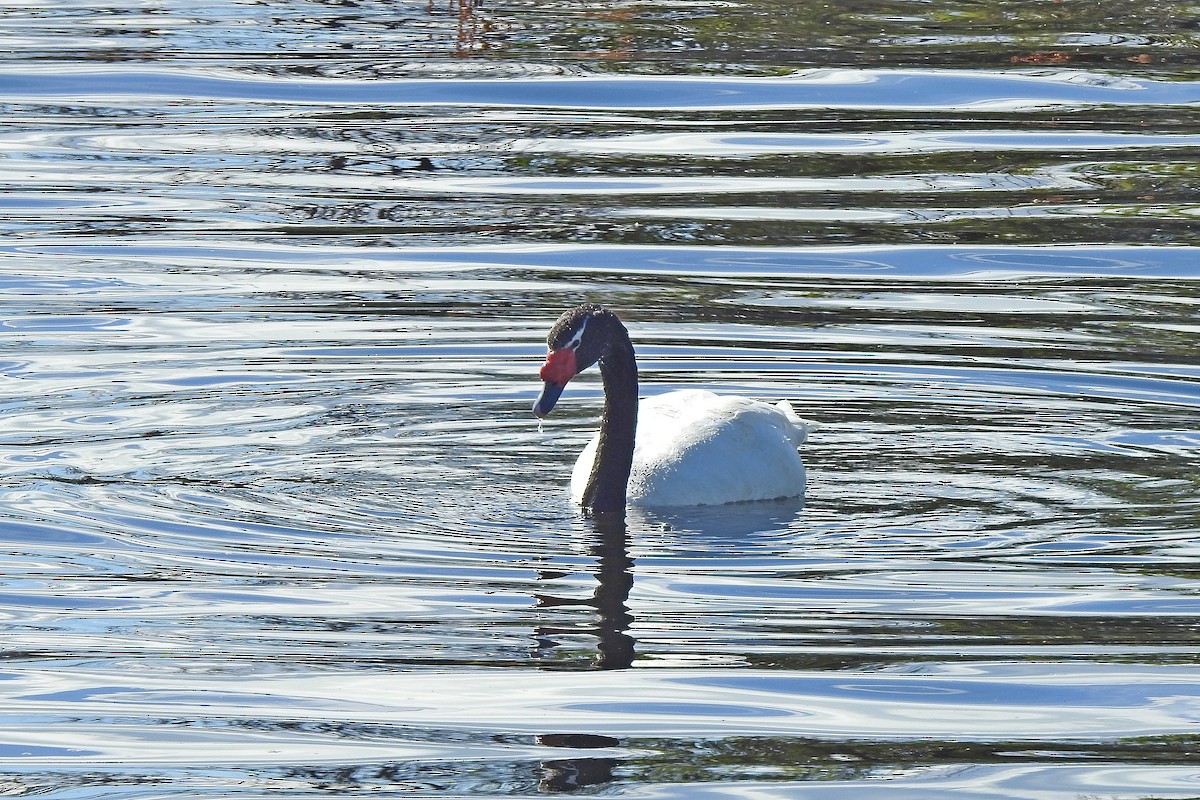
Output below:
[589,510,634,670]
[535,510,635,670]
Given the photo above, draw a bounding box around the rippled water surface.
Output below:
[3,0,1200,797]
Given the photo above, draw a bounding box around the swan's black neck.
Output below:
[581,328,637,513]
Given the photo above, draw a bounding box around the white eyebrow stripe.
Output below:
[563,316,588,350]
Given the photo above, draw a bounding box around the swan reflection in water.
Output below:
[536,731,624,793]
[630,496,807,545]
[533,511,631,792]
[531,499,804,791]
[535,510,635,671]
[533,497,805,669]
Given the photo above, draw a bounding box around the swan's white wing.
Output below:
[628,390,807,507]
[570,389,809,508]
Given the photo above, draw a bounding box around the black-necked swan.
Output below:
[532,304,809,512]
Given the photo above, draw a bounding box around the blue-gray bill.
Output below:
[532,381,565,418]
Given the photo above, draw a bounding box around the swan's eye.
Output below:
[561,318,588,351]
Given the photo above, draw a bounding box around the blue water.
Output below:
[6,68,1200,109]
[2,0,1200,797]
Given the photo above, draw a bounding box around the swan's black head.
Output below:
[532,304,624,418]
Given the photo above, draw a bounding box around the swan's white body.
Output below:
[570,389,810,507]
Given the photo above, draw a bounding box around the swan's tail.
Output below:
[775,400,817,445]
